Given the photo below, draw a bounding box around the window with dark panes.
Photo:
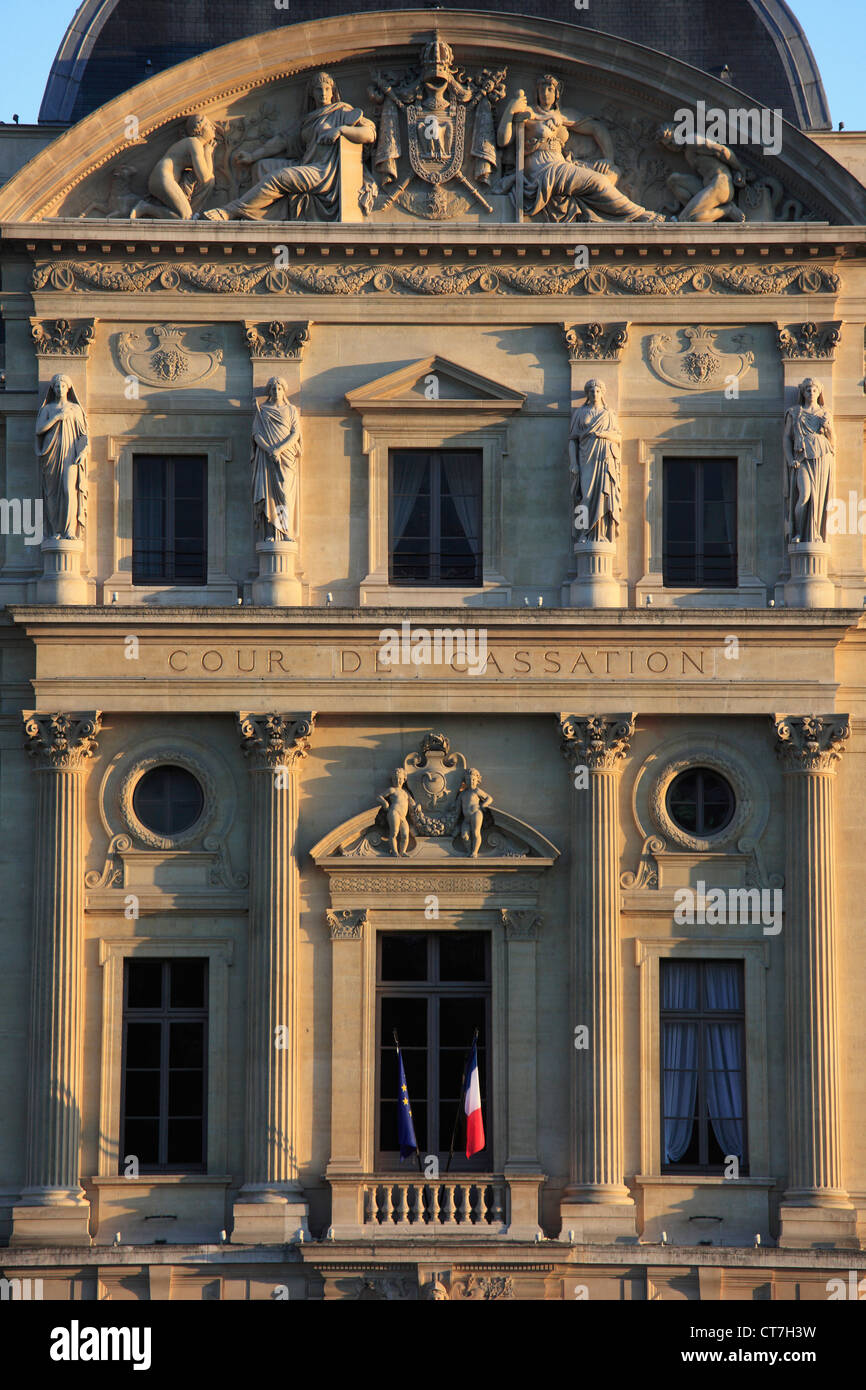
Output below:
[377,932,490,1169]
[663,457,737,588]
[121,959,208,1173]
[661,959,747,1174]
[132,455,207,584]
[389,449,482,585]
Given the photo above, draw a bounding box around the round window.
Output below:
[665,767,735,836]
[132,765,205,837]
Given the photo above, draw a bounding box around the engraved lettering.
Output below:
[169,650,188,672]
[202,650,223,672]
[340,649,361,674]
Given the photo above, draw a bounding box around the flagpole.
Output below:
[393,1028,423,1173]
[445,1028,478,1174]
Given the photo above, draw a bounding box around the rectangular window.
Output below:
[663,457,737,587]
[389,449,482,585]
[132,455,207,585]
[377,932,490,1169]
[120,958,208,1173]
[660,959,747,1174]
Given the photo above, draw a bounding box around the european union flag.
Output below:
[396,1044,419,1162]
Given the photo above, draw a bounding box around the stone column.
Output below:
[560,323,629,608]
[772,714,857,1247]
[243,322,312,607]
[558,714,637,1242]
[231,711,315,1243]
[11,711,102,1248]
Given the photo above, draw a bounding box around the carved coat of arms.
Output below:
[115,324,223,388]
[647,325,754,390]
[369,35,505,218]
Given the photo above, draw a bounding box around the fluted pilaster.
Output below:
[773,715,851,1220]
[559,715,636,1236]
[11,712,101,1248]
[232,712,315,1242]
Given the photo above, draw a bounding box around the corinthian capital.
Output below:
[773,714,850,772]
[559,713,636,772]
[326,909,368,940]
[23,711,102,769]
[236,712,316,770]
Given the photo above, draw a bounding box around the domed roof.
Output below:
[42,0,830,129]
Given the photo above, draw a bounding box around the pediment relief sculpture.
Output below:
[5,9,862,227]
[368,36,504,218]
[310,733,559,866]
[495,75,666,224]
[200,70,376,222]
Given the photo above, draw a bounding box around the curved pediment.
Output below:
[2,10,863,226]
[309,732,560,869]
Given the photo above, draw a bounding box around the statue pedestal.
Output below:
[568,539,621,608]
[783,541,835,609]
[36,538,89,605]
[251,539,302,607]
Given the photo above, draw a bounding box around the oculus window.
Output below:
[663,457,737,588]
[132,765,205,838]
[389,449,482,586]
[666,768,735,836]
[377,932,490,1169]
[132,454,207,585]
[661,959,747,1174]
[120,959,208,1173]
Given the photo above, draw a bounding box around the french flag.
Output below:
[464,1038,486,1158]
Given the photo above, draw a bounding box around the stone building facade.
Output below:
[1,4,865,1300]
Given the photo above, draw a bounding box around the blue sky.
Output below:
[1,0,864,127]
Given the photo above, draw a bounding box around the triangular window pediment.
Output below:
[345,357,525,413]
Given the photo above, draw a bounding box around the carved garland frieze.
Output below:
[31,261,842,298]
[330,874,495,893]
[30,318,95,356]
[776,321,842,361]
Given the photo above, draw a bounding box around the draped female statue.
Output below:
[35,374,89,541]
[569,380,622,544]
[783,378,834,544]
[251,377,302,542]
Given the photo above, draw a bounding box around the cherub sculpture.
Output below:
[457,769,493,858]
[378,768,413,857]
